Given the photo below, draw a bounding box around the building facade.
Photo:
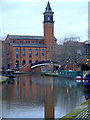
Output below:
[3,1,57,69]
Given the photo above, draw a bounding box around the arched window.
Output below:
[36,49,38,56]
[22,60,26,66]
[23,48,25,56]
[29,49,32,58]
[48,16,50,20]
[16,48,19,58]
[16,60,19,69]
[29,60,32,64]
[35,60,38,63]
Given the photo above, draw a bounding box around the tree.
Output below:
[50,37,87,69]
[2,40,12,69]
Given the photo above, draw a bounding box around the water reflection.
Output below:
[2,75,85,119]
[84,88,90,100]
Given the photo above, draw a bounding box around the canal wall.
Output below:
[59,99,90,120]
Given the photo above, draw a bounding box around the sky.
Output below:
[0,0,89,44]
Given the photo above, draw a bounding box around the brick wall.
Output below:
[11,47,47,69]
[20,64,31,72]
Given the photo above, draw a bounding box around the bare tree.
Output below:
[2,40,12,69]
[50,37,87,69]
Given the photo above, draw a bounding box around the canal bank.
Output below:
[0,75,9,84]
[15,70,89,79]
[59,99,90,120]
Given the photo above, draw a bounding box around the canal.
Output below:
[2,74,86,119]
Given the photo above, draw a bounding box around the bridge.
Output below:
[31,60,60,69]
[20,60,61,72]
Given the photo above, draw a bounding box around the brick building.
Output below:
[2,1,57,70]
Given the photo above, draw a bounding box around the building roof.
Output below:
[45,1,53,13]
[7,35,44,40]
[7,34,57,41]
[11,43,46,48]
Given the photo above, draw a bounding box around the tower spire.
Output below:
[45,0,53,12]
[43,1,54,23]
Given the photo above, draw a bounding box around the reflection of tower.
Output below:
[45,77,54,119]
[45,88,54,119]
[31,76,55,119]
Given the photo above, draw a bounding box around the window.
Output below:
[22,60,26,66]
[29,49,32,58]
[16,48,19,58]
[26,41,30,43]
[39,41,44,44]
[36,49,38,56]
[13,40,16,43]
[23,48,25,56]
[20,41,23,43]
[32,41,35,43]
[35,60,38,63]
[48,16,50,20]
[16,60,19,69]
[42,49,44,56]
[29,60,32,64]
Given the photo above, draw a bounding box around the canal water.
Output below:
[2,74,86,119]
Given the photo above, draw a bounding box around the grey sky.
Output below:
[0,0,89,43]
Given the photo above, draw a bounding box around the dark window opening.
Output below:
[22,60,26,66]
[29,60,32,64]
[35,60,38,63]
[16,60,19,69]
[13,40,16,43]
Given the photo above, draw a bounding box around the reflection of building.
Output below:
[2,75,85,118]
[4,75,55,119]
[2,1,57,70]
